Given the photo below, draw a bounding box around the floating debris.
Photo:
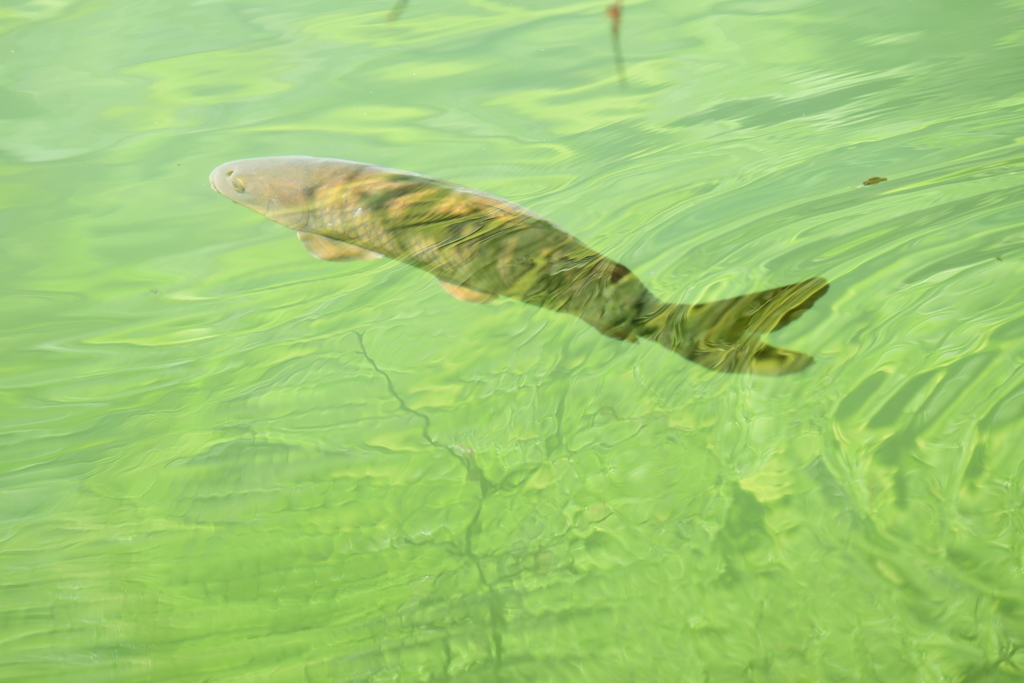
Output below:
[606,0,625,87]
[607,0,622,34]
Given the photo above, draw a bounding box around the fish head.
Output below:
[209,156,344,231]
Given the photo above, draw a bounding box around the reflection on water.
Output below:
[387,0,409,23]
[2,0,1024,680]
[210,156,828,374]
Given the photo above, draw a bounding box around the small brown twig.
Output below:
[607,0,622,35]
[606,0,626,87]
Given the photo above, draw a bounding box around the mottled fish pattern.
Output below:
[210,156,828,375]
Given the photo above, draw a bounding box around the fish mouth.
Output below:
[209,163,237,199]
[209,162,266,214]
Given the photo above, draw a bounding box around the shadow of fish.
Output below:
[210,156,829,375]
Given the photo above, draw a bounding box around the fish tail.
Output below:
[634,277,830,376]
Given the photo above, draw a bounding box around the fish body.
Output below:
[210,156,828,375]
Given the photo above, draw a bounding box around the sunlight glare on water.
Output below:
[2,0,1024,681]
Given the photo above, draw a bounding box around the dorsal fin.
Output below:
[297,231,382,261]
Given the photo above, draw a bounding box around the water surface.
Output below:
[2,1,1024,681]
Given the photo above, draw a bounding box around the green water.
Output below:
[2,0,1024,681]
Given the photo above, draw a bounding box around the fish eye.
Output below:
[230,176,245,193]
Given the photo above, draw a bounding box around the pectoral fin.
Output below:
[439,280,495,303]
[297,231,382,261]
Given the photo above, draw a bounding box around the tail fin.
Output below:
[635,277,829,376]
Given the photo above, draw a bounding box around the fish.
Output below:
[209,156,829,375]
